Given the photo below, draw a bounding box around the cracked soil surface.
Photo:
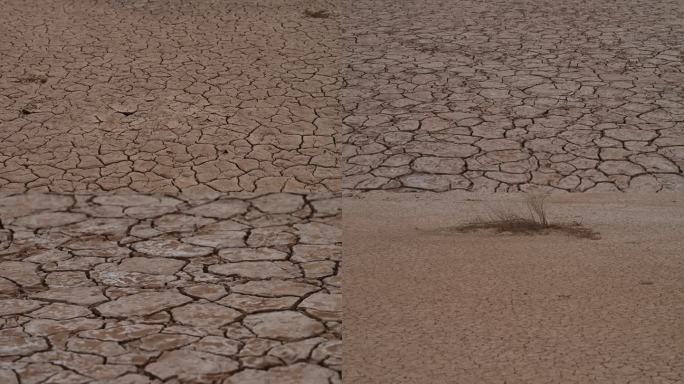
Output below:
[0,0,341,194]
[2,0,684,195]
[2,0,684,382]
[341,0,684,192]
[0,193,340,383]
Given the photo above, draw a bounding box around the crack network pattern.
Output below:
[341,0,684,192]
[0,0,341,194]
[0,193,341,383]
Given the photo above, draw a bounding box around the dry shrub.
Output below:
[454,194,600,240]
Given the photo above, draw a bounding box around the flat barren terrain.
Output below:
[344,192,684,383]
[0,193,341,383]
[1,0,683,382]
[342,0,684,193]
[0,0,341,195]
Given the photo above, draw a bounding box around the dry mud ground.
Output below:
[1,0,684,382]
[1,0,684,194]
[0,0,341,195]
[0,193,341,383]
[341,0,684,193]
[344,192,684,383]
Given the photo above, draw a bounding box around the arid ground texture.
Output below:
[0,193,341,383]
[344,193,684,383]
[341,0,684,193]
[1,0,683,383]
[1,0,683,194]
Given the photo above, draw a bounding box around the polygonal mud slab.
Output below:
[0,192,340,382]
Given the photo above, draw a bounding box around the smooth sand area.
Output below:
[344,192,684,383]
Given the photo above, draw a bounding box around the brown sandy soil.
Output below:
[344,192,684,383]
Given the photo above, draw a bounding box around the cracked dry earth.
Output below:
[341,0,684,192]
[0,193,341,383]
[2,0,684,382]
[0,0,340,194]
